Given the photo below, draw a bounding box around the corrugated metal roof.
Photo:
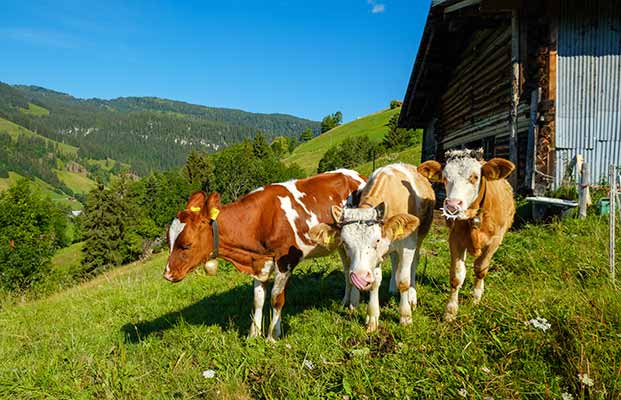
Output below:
[555,0,621,188]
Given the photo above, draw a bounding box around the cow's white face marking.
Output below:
[442,156,482,219]
[340,208,390,291]
[168,218,186,252]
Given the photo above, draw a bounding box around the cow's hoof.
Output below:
[366,316,379,332]
[444,311,457,322]
[400,316,412,325]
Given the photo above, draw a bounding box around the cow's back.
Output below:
[360,163,435,237]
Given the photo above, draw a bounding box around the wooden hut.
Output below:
[399,0,621,194]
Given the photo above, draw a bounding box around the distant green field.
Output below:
[1,217,619,398]
[52,242,84,271]
[55,169,97,194]
[284,108,400,173]
[0,171,82,210]
[19,102,50,116]
[0,117,77,155]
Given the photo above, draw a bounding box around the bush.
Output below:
[389,100,402,109]
[317,136,381,173]
[0,179,60,290]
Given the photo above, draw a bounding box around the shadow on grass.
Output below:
[122,261,447,343]
[121,269,348,343]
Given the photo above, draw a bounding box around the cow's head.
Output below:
[418,149,515,220]
[310,204,420,291]
[164,191,221,282]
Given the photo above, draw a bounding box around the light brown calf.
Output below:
[418,149,515,321]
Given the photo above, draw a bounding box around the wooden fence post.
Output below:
[610,164,616,284]
[578,162,589,219]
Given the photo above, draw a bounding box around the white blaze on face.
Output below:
[168,218,186,253]
[442,156,483,219]
[340,208,390,290]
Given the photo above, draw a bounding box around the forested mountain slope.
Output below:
[0,82,319,175]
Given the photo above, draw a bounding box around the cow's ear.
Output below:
[206,192,222,220]
[482,158,515,180]
[309,223,340,250]
[382,214,420,241]
[331,205,343,223]
[186,191,207,213]
[417,161,443,182]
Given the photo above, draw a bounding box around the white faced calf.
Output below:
[418,149,515,321]
[311,163,435,331]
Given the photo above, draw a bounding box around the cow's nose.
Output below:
[444,198,463,213]
[163,270,174,282]
[350,270,373,291]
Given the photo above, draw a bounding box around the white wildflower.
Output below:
[285,343,292,349]
[303,359,314,370]
[561,393,574,400]
[528,317,551,331]
[457,388,468,398]
[578,373,594,387]
[483,396,494,400]
[202,369,215,379]
[481,366,490,374]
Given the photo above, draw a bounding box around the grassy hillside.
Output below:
[1,216,619,398]
[0,117,77,155]
[0,172,82,210]
[55,169,98,194]
[285,108,401,173]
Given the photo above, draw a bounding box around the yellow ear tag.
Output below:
[326,234,336,246]
[190,206,201,213]
[209,208,220,220]
[395,226,404,237]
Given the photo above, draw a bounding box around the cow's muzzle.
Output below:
[350,271,373,291]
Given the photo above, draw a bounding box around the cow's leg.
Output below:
[366,265,383,332]
[445,238,467,322]
[396,237,417,325]
[338,247,359,309]
[267,269,291,341]
[389,252,398,295]
[473,241,499,304]
[409,241,423,310]
[249,279,267,338]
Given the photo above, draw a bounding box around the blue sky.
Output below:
[0,0,429,122]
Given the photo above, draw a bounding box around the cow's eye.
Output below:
[179,243,191,250]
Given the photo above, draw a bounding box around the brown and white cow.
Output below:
[163,169,366,340]
[418,149,515,321]
[310,163,435,331]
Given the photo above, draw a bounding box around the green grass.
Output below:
[51,242,84,270]
[55,169,97,194]
[18,103,50,117]
[0,171,82,210]
[284,108,401,173]
[0,117,77,156]
[1,216,619,398]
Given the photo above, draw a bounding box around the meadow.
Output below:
[1,216,619,399]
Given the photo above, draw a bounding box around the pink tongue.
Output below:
[351,273,370,290]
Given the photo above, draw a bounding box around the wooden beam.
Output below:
[525,87,541,192]
[509,10,520,188]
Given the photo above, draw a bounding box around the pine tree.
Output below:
[252,132,272,159]
[184,150,212,191]
[382,114,415,150]
[81,180,124,272]
[300,128,314,142]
